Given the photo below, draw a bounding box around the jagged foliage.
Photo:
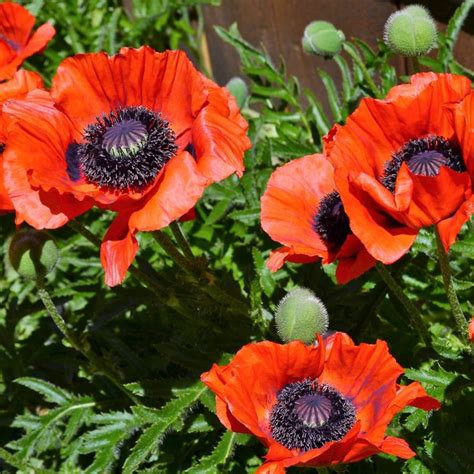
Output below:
[0,0,473,472]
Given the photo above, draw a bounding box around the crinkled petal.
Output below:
[201,339,325,441]
[266,247,319,272]
[191,78,250,182]
[100,213,139,287]
[261,154,333,259]
[3,91,94,228]
[51,47,208,139]
[335,235,376,284]
[127,151,207,232]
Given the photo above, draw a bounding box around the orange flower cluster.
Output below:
[0,5,465,471]
[261,73,473,282]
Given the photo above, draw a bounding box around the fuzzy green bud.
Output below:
[384,5,437,56]
[302,21,345,58]
[275,287,329,344]
[226,77,248,109]
[8,229,59,282]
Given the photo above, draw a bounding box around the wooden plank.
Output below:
[203,0,473,116]
[203,0,400,116]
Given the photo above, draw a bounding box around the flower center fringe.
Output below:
[270,379,356,452]
[313,191,351,250]
[381,135,465,192]
[66,106,177,193]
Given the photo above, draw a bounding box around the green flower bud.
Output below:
[8,229,59,282]
[275,287,329,344]
[302,21,345,58]
[226,77,248,109]
[384,5,437,56]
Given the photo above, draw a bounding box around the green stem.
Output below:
[376,263,429,345]
[342,42,382,98]
[152,230,249,315]
[435,228,468,341]
[170,221,195,260]
[37,285,141,405]
[67,220,190,317]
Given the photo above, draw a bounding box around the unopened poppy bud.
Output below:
[384,5,437,56]
[8,228,59,282]
[226,77,248,109]
[275,287,329,344]
[302,21,345,58]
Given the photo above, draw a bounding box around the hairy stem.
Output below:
[152,230,249,316]
[67,220,190,317]
[435,228,468,342]
[37,286,141,405]
[376,263,429,345]
[170,221,195,260]
[343,42,382,98]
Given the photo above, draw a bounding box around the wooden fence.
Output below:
[203,0,473,109]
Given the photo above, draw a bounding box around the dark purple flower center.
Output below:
[295,393,332,428]
[0,142,5,154]
[102,119,148,158]
[381,135,465,192]
[66,106,177,194]
[313,191,351,250]
[270,379,356,452]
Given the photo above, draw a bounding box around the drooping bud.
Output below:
[384,5,437,56]
[8,228,59,282]
[302,21,345,58]
[275,287,329,344]
[226,77,248,109]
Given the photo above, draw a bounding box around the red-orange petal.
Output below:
[0,3,54,80]
[51,47,209,140]
[18,22,55,63]
[266,247,320,272]
[261,154,334,260]
[201,340,325,441]
[100,213,139,287]
[319,334,404,433]
[339,172,418,263]
[192,77,250,182]
[128,151,207,232]
[453,91,474,179]
[469,317,474,343]
[3,90,94,228]
[335,235,376,284]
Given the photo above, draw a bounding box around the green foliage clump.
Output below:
[0,0,473,473]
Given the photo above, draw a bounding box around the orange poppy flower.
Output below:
[326,73,473,264]
[260,154,375,284]
[0,69,43,212]
[201,333,440,473]
[0,2,55,81]
[3,47,250,285]
[469,317,474,343]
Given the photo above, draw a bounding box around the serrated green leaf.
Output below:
[318,69,343,122]
[186,431,237,473]
[123,382,207,473]
[15,377,72,405]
